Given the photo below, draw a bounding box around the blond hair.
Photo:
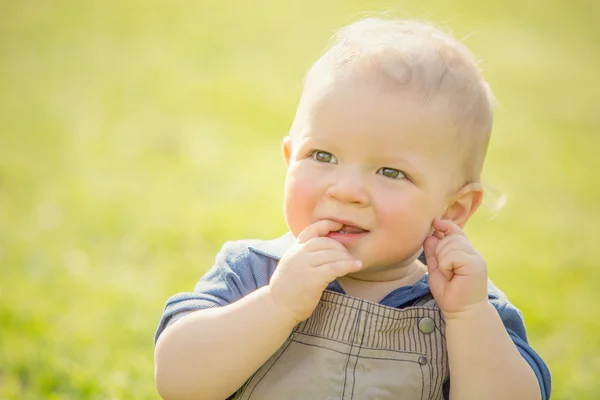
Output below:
[302,18,495,182]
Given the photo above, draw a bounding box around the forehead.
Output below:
[295,76,459,160]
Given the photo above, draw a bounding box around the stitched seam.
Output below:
[245,338,293,398]
[420,361,425,400]
[341,303,361,400]
[294,313,435,330]
[350,302,370,400]
[319,298,441,315]
[292,331,436,355]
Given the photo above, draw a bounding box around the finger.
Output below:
[304,248,355,267]
[432,230,445,241]
[437,251,471,276]
[432,219,467,239]
[317,259,363,281]
[423,236,440,271]
[439,252,482,277]
[302,236,347,252]
[435,236,478,261]
[424,236,453,281]
[297,219,344,244]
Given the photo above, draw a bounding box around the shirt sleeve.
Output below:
[488,284,552,400]
[154,240,277,343]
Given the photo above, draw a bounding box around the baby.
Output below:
[154,18,551,400]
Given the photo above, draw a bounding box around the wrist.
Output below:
[266,285,303,328]
[442,299,493,321]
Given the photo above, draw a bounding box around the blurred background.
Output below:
[1,0,598,399]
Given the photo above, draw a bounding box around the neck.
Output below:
[337,260,427,302]
[345,259,427,283]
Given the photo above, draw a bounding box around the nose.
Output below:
[326,168,370,206]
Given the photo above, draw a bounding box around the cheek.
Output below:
[375,191,437,238]
[283,168,322,236]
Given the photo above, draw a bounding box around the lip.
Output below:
[322,217,370,246]
[325,230,369,245]
[325,217,368,232]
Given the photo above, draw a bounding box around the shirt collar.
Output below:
[248,232,296,260]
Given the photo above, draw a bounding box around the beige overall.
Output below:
[234,290,449,400]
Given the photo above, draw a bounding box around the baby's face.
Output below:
[282,75,466,278]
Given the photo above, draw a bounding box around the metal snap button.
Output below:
[418,356,428,365]
[418,317,435,334]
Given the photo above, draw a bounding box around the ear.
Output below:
[442,182,483,228]
[282,135,293,166]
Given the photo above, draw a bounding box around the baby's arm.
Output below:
[423,220,542,400]
[155,286,297,400]
[154,220,362,400]
[443,300,541,399]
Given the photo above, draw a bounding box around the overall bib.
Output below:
[234,290,449,399]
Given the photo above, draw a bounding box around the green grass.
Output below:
[1,1,599,398]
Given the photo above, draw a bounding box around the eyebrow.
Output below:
[374,152,424,168]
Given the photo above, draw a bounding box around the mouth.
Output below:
[325,220,370,245]
[333,224,369,234]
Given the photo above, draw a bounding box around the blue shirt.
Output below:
[156,232,551,399]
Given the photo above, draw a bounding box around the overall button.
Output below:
[418,317,435,334]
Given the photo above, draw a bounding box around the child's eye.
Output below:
[311,150,337,164]
[377,167,406,180]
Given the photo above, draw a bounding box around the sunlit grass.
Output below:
[1,1,599,398]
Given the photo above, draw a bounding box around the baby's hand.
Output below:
[423,219,488,318]
[270,219,363,323]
